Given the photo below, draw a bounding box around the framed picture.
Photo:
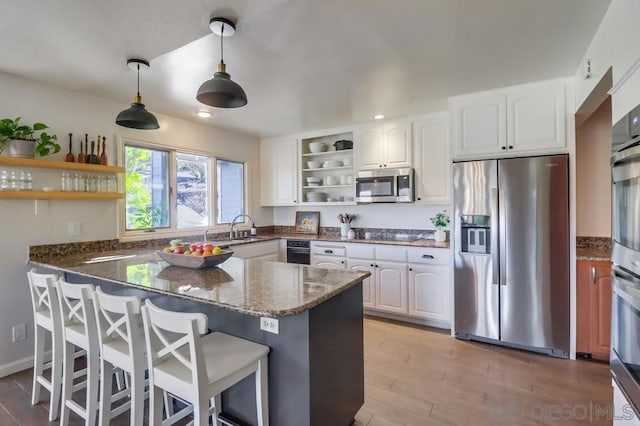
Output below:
[294,211,320,234]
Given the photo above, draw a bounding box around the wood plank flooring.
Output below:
[0,317,611,425]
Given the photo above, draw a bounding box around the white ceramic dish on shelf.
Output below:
[323,160,342,168]
[308,142,327,153]
[306,177,321,185]
[307,160,322,169]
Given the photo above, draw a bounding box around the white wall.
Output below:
[576,99,612,237]
[273,203,450,231]
[574,0,640,110]
[0,72,268,374]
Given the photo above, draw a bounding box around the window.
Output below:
[124,145,170,230]
[123,140,246,235]
[176,153,209,228]
[216,159,245,225]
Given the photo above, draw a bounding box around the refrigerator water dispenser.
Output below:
[460,215,490,254]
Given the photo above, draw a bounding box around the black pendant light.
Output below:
[115,58,160,130]
[196,17,247,108]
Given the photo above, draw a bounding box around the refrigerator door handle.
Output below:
[490,188,500,285]
[498,188,507,286]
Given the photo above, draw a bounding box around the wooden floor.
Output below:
[0,317,611,425]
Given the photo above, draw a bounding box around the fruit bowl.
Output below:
[156,250,233,269]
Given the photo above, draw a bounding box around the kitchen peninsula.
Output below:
[30,247,369,426]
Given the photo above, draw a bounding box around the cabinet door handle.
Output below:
[508,145,513,149]
[421,254,434,259]
[370,264,374,267]
[591,266,596,284]
[383,164,387,167]
[324,249,334,254]
[375,264,379,268]
[417,197,421,201]
[409,267,413,272]
[340,260,345,264]
[379,165,383,168]
[501,146,506,150]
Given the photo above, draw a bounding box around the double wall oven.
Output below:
[611,104,640,415]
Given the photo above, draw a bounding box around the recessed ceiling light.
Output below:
[374,114,385,120]
[197,111,212,118]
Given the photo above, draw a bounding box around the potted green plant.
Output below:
[0,117,60,158]
[430,210,450,242]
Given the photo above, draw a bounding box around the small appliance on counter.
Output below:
[355,168,414,203]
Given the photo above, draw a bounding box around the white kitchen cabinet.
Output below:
[408,264,450,322]
[347,260,375,308]
[376,261,408,314]
[413,112,451,203]
[311,242,347,269]
[232,240,280,260]
[611,58,640,124]
[450,79,568,159]
[260,137,299,206]
[450,92,506,158]
[355,121,412,170]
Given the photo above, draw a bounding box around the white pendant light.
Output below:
[196,17,247,108]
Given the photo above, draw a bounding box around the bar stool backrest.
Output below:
[93,287,142,364]
[56,280,97,344]
[141,300,209,396]
[27,269,61,329]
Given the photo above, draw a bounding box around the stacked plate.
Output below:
[306,192,327,202]
[306,177,321,186]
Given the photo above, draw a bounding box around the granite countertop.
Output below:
[576,247,611,262]
[30,249,370,318]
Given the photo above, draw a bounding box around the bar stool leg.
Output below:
[98,359,114,426]
[210,394,222,426]
[49,325,63,422]
[256,356,269,426]
[31,325,45,406]
[194,395,209,426]
[131,366,145,426]
[150,386,164,426]
[85,344,100,426]
[60,341,74,426]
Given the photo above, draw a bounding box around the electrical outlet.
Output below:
[260,317,279,334]
[12,324,26,342]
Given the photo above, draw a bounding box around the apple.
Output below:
[189,243,198,252]
[212,246,222,255]
[174,246,184,254]
[203,243,214,252]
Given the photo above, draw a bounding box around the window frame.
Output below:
[118,137,249,240]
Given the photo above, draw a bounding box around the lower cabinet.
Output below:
[408,264,450,323]
[376,261,408,314]
[312,255,346,270]
[577,260,612,360]
[347,260,375,309]
[232,240,279,260]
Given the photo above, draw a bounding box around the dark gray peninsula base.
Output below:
[32,252,367,426]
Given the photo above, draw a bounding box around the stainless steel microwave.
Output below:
[355,168,414,203]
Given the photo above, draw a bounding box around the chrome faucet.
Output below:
[230,214,253,239]
[203,227,214,243]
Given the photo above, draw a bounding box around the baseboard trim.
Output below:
[0,355,34,378]
[364,309,450,330]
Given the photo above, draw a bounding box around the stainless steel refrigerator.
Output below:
[453,155,570,357]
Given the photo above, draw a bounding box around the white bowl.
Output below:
[324,176,338,185]
[323,160,343,168]
[307,160,322,169]
[342,158,353,166]
[306,177,321,184]
[309,142,327,153]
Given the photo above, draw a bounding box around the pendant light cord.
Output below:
[136,63,141,97]
[220,23,225,65]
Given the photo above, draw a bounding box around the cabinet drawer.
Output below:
[375,245,407,262]
[312,243,346,257]
[346,243,375,259]
[407,247,450,265]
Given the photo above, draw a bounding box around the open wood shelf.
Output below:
[0,191,124,200]
[0,157,124,173]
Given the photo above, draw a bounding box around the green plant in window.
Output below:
[125,147,168,229]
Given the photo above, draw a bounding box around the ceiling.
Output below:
[0,0,610,138]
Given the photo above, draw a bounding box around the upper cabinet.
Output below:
[413,112,450,204]
[260,137,298,206]
[355,121,412,170]
[450,79,569,159]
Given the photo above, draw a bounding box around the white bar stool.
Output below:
[92,287,146,426]
[56,279,100,426]
[141,299,270,426]
[27,269,64,421]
